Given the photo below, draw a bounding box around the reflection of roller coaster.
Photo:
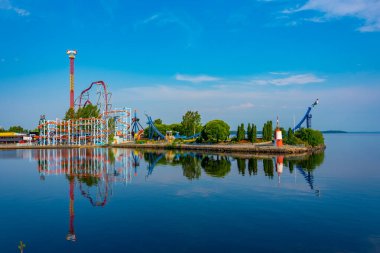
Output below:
[34,148,134,241]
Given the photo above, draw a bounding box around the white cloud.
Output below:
[0,0,29,16]
[287,0,380,32]
[269,72,290,75]
[228,102,255,110]
[252,74,325,86]
[175,74,221,83]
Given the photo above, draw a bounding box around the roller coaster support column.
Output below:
[66,50,77,109]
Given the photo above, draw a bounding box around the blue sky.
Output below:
[0,0,380,131]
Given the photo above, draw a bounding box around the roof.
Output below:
[0,132,26,137]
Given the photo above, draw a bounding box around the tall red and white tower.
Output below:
[66,50,77,109]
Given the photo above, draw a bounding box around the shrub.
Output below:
[295,128,324,147]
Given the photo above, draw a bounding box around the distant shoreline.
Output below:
[322,131,380,134]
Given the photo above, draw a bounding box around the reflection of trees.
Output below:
[180,155,201,180]
[201,155,231,178]
[292,153,325,191]
[236,158,246,175]
[248,158,258,176]
[77,176,99,187]
[293,152,325,172]
[263,159,274,179]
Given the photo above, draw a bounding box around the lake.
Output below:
[0,134,379,253]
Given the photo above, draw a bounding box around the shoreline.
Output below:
[113,143,326,155]
[0,142,326,155]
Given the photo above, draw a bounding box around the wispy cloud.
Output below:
[285,0,380,32]
[136,12,202,47]
[0,0,29,16]
[269,72,290,75]
[175,74,221,83]
[228,102,254,110]
[252,74,325,86]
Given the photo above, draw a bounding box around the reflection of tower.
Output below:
[66,50,77,109]
[276,156,284,184]
[66,177,76,242]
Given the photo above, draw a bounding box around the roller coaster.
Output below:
[38,81,132,145]
[293,99,319,131]
[145,113,200,141]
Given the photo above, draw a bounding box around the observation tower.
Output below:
[66,50,77,109]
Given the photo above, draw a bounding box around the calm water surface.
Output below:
[0,134,379,253]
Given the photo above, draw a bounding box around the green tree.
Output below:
[200,120,230,143]
[76,104,100,119]
[262,121,273,141]
[286,128,301,145]
[247,123,252,141]
[168,123,183,135]
[240,123,245,140]
[108,118,116,144]
[295,128,324,147]
[250,124,257,143]
[64,108,76,120]
[154,118,163,125]
[262,123,266,140]
[181,111,202,137]
[237,123,245,141]
[236,125,241,141]
[8,125,26,133]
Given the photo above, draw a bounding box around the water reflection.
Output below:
[34,148,134,242]
[30,148,325,242]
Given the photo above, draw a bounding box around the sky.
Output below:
[0,0,380,131]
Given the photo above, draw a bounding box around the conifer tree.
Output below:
[240,123,245,140]
[236,125,241,141]
[247,123,252,141]
[251,124,257,143]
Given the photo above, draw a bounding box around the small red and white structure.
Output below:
[275,116,283,147]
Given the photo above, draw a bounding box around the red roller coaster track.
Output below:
[77,81,111,114]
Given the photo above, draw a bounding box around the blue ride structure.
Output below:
[145,114,166,140]
[145,113,201,140]
[173,132,200,139]
[293,99,319,132]
[131,110,145,140]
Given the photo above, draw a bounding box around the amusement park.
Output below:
[30,50,324,150]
